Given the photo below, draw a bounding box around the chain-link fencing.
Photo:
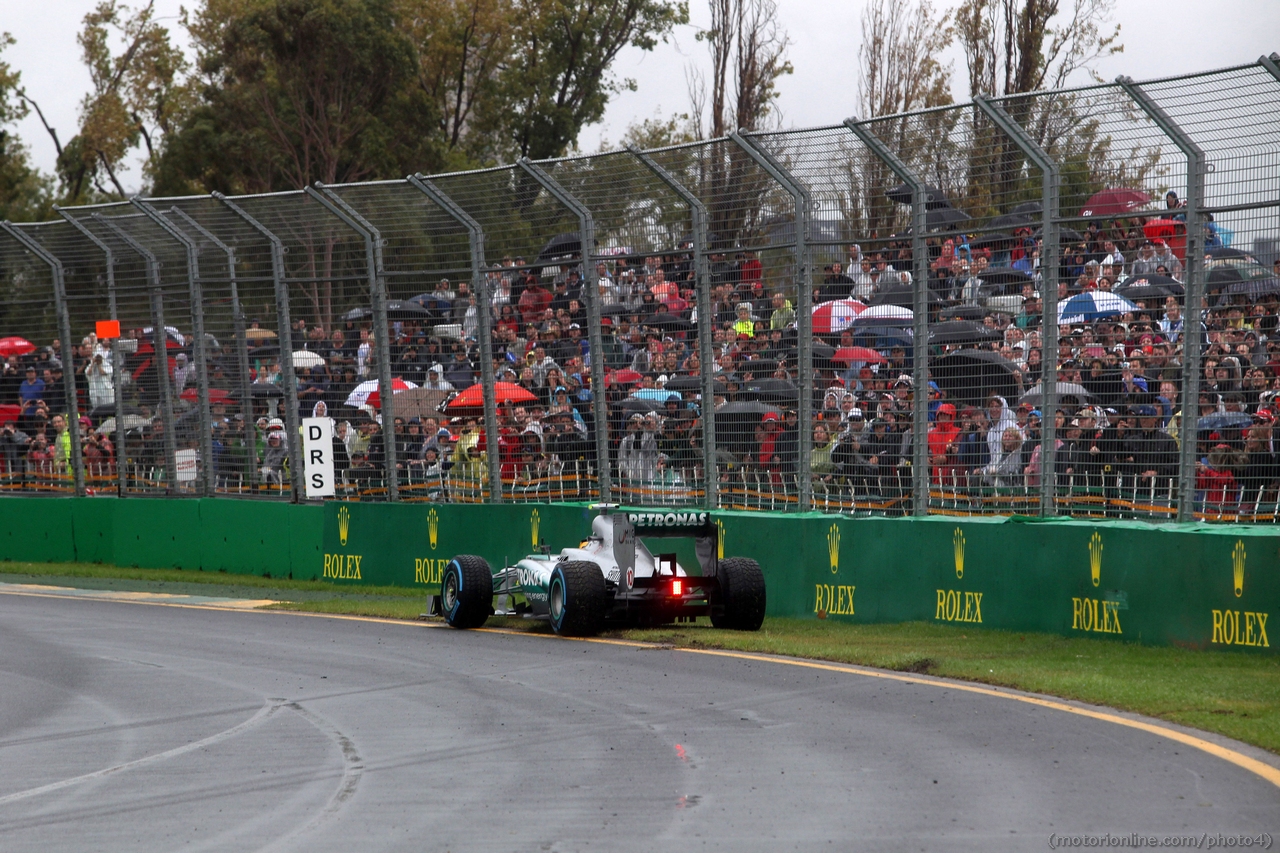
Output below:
[2,55,1278,521]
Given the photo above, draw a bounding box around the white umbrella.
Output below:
[1057,291,1139,325]
[141,326,185,345]
[97,415,153,435]
[851,304,913,325]
[344,378,419,408]
[292,350,325,369]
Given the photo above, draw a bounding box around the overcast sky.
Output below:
[5,0,1278,192]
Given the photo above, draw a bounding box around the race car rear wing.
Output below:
[595,504,718,593]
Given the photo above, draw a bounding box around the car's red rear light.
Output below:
[671,579,683,596]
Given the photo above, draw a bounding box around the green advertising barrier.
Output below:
[1,495,1274,652]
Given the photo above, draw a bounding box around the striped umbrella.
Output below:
[1057,291,1139,324]
[811,300,867,334]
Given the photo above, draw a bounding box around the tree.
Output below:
[687,0,790,139]
[954,0,1122,101]
[158,0,434,195]
[0,33,52,221]
[952,0,1124,218]
[488,0,688,163]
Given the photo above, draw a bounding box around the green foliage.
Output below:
[0,33,53,221]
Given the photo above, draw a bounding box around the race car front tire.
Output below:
[442,555,493,629]
[548,560,608,637]
[711,557,766,631]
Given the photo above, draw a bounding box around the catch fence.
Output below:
[2,55,1279,523]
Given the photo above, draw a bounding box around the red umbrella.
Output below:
[1079,189,1151,218]
[447,381,538,413]
[812,300,867,335]
[366,377,416,408]
[605,369,642,387]
[0,404,20,423]
[180,387,232,404]
[1142,218,1180,240]
[832,346,887,365]
[0,336,35,358]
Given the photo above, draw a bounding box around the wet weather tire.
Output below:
[442,555,493,629]
[548,561,608,637]
[711,557,766,631]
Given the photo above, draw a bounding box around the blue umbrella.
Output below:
[1196,412,1253,434]
[632,389,681,402]
[1057,291,1139,324]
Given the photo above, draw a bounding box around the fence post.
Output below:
[165,207,258,490]
[1259,52,1280,82]
[214,192,304,502]
[1,222,86,496]
[516,158,612,502]
[133,199,217,497]
[1117,77,1206,523]
[407,174,503,503]
[842,121,930,517]
[626,146,718,510]
[729,132,813,511]
[307,184,399,500]
[93,215,180,495]
[973,97,1061,516]
[55,208,128,497]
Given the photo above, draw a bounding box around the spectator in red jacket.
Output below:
[1196,443,1241,512]
[928,403,961,485]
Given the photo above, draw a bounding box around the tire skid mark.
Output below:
[254,702,364,853]
[0,699,283,807]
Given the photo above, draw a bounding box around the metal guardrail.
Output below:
[1,55,1278,523]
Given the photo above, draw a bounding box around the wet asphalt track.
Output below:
[0,592,1276,852]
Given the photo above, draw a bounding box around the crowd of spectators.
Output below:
[4,203,1280,514]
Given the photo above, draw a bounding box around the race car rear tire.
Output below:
[548,560,608,637]
[442,555,493,629]
[711,557,766,631]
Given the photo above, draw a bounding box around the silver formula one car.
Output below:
[437,504,766,636]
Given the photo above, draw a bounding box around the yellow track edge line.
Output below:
[4,586,1276,789]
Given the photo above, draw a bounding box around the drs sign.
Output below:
[302,417,335,498]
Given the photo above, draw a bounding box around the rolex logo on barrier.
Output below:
[1233,540,1245,597]
[828,523,840,575]
[1089,531,1103,587]
[716,519,726,560]
[338,506,351,547]
[953,528,965,579]
[531,509,540,549]
[428,508,439,550]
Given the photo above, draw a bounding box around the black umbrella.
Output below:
[931,349,1021,407]
[538,232,581,261]
[1019,382,1097,408]
[716,401,783,417]
[886,183,952,208]
[940,305,987,322]
[970,231,1014,249]
[645,312,691,331]
[1206,246,1254,261]
[929,321,1002,346]
[978,268,1035,287]
[1115,284,1183,304]
[385,299,431,319]
[1034,226,1084,243]
[926,207,970,231]
[664,376,723,392]
[615,398,657,415]
[809,342,836,365]
[1206,263,1280,296]
[1012,201,1043,216]
[739,379,798,403]
[990,212,1035,230]
[342,307,373,322]
[602,303,637,316]
[868,285,942,309]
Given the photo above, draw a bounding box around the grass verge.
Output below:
[4,561,1278,754]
